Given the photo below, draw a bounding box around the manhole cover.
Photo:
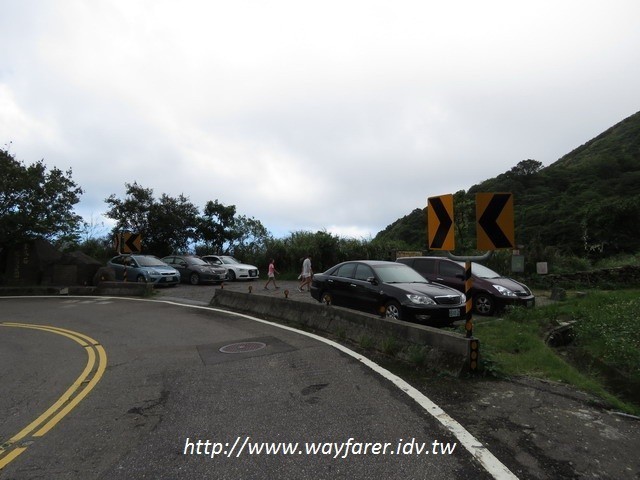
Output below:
[219,342,267,354]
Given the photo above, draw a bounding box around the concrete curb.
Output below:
[209,289,479,376]
[0,282,153,297]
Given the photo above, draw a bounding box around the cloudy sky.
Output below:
[2,1,639,240]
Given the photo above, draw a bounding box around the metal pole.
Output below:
[464,261,473,338]
[446,251,493,371]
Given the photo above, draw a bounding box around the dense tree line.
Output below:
[104,182,271,259]
[0,148,407,277]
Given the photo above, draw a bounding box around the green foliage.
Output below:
[252,230,409,275]
[358,335,375,349]
[104,186,271,259]
[473,290,640,414]
[149,193,199,255]
[196,200,237,254]
[104,182,155,245]
[0,148,83,246]
[380,336,400,356]
[104,183,199,257]
[405,345,428,366]
[571,292,640,382]
[377,111,640,264]
[374,208,427,249]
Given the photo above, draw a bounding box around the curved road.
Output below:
[0,296,509,479]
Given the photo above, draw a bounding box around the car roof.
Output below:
[339,260,402,266]
[397,256,444,260]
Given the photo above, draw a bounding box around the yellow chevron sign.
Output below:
[476,193,514,250]
[427,194,455,251]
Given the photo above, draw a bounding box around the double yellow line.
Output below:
[0,323,107,470]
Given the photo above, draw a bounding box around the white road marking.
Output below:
[0,296,518,479]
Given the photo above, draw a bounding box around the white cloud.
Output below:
[1,0,640,240]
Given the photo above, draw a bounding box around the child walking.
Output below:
[264,259,280,290]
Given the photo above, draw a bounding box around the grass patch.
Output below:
[380,336,400,356]
[470,289,640,416]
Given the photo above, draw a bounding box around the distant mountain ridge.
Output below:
[375,110,640,258]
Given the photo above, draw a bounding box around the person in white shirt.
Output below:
[298,254,313,292]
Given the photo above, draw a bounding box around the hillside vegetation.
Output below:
[375,110,640,268]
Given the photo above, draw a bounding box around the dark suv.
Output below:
[396,256,535,315]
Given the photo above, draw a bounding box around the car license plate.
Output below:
[449,308,460,317]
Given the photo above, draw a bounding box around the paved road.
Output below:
[155,282,640,479]
[1,296,498,480]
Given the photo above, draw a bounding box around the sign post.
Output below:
[427,192,515,372]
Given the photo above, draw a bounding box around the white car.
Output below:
[201,255,259,281]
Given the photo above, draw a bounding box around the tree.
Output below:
[104,182,154,247]
[231,215,271,258]
[147,193,199,256]
[508,159,543,177]
[104,183,198,256]
[0,148,83,246]
[196,200,237,254]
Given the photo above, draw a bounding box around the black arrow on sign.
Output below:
[125,233,141,253]
[430,197,453,249]
[478,193,513,248]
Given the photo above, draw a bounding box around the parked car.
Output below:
[396,256,535,315]
[107,254,180,286]
[310,260,466,326]
[161,255,227,285]
[201,255,259,281]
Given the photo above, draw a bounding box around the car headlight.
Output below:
[493,285,516,297]
[406,294,436,305]
[460,293,467,303]
[239,268,248,273]
[148,269,159,276]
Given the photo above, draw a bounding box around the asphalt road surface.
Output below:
[1,296,502,480]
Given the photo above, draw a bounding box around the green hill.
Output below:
[375,110,640,259]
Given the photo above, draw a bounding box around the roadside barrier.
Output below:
[209,289,479,376]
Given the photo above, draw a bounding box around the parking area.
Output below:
[154,279,319,306]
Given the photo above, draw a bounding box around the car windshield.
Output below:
[188,257,209,265]
[373,264,427,284]
[220,256,240,264]
[454,262,501,279]
[136,256,168,267]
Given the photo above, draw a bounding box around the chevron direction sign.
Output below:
[476,193,515,250]
[427,194,455,250]
[115,233,142,254]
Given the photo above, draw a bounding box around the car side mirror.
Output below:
[367,277,378,285]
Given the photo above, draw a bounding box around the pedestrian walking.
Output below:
[298,254,313,292]
[264,259,280,289]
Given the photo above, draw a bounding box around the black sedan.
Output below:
[310,260,466,326]
[396,256,535,315]
[161,255,227,285]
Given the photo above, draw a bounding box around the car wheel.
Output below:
[227,270,236,281]
[384,301,402,320]
[321,291,332,305]
[136,274,146,283]
[474,294,494,315]
[189,273,200,285]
